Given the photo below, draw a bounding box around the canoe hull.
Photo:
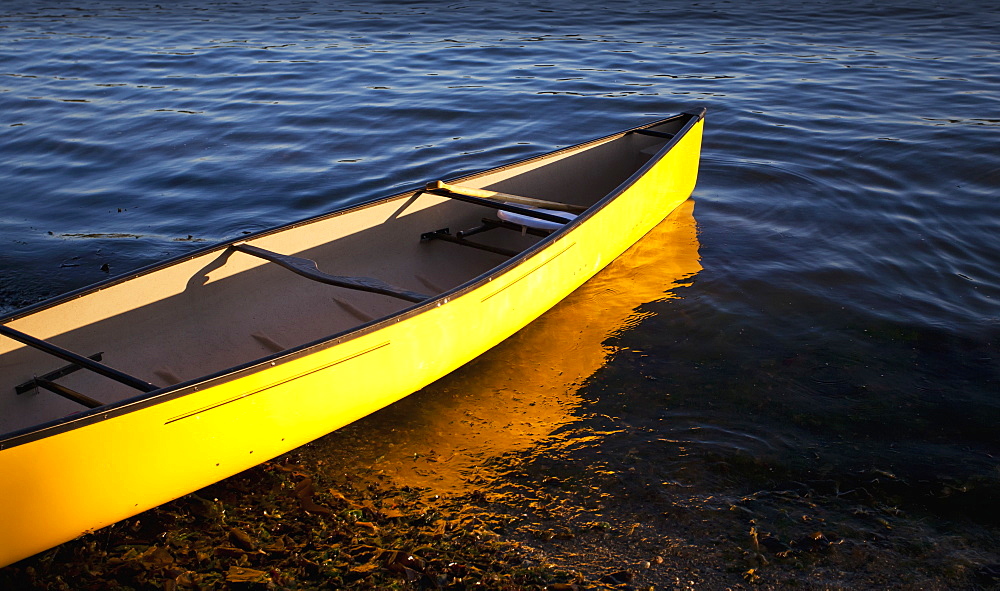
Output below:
[0,111,703,567]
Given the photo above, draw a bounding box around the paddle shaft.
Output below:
[429,181,587,214]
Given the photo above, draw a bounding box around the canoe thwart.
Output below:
[420,228,519,258]
[427,181,587,214]
[423,187,575,226]
[0,325,158,394]
[14,352,104,395]
[231,243,430,304]
[632,129,675,140]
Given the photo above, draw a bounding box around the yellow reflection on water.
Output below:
[312,200,701,492]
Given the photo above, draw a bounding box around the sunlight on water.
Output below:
[1,0,999,586]
[311,200,701,493]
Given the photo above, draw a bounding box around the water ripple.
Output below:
[1,1,999,570]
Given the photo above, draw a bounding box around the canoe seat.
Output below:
[421,227,518,257]
[421,182,579,253]
[460,217,552,238]
[231,243,429,304]
[420,216,553,257]
[497,206,575,231]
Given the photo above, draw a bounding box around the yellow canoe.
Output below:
[0,108,704,567]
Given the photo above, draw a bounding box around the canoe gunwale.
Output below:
[0,108,705,450]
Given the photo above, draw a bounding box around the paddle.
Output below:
[427,181,588,214]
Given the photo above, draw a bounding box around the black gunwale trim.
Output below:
[0,107,705,450]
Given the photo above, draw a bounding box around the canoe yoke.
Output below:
[1,324,158,410]
[419,182,577,256]
[230,243,430,304]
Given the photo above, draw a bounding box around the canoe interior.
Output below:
[0,117,686,437]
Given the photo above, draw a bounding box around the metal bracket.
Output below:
[421,228,519,257]
[33,377,104,409]
[0,325,158,393]
[15,352,104,395]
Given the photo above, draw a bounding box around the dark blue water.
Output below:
[2,0,999,586]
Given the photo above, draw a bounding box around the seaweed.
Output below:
[0,457,567,590]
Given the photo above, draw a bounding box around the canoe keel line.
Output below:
[0,108,705,567]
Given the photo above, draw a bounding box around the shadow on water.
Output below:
[289,157,1000,587]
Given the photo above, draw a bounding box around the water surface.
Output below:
[1,0,999,586]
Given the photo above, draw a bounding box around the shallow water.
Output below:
[2,0,999,584]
